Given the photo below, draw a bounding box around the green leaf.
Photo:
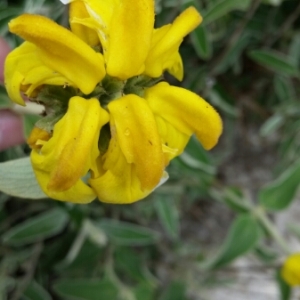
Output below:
[2,208,69,246]
[214,34,250,74]
[274,76,296,102]
[23,281,52,300]
[190,25,212,60]
[180,136,215,175]
[263,0,285,6]
[155,196,179,240]
[115,247,147,282]
[248,50,299,77]
[260,114,284,137]
[134,283,155,300]
[0,157,47,199]
[203,0,251,25]
[287,223,300,240]
[159,281,186,300]
[276,270,291,300]
[208,87,239,118]
[52,279,118,300]
[259,159,300,210]
[201,214,260,269]
[289,32,300,65]
[0,277,15,297]
[222,187,250,213]
[96,219,160,246]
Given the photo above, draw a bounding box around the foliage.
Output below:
[1,0,300,299]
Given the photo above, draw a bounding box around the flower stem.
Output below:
[254,206,291,255]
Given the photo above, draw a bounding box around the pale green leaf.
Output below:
[190,25,212,60]
[52,279,118,300]
[155,196,179,240]
[273,76,295,102]
[201,214,260,269]
[208,88,239,118]
[259,159,300,210]
[222,187,250,213]
[248,50,299,77]
[2,208,69,246]
[159,281,186,300]
[0,157,47,199]
[203,0,251,25]
[134,283,155,300]
[260,114,284,137]
[96,219,160,246]
[263,0,285,6]
[289,33,300,65]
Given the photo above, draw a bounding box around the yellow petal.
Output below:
[80,0,154,79]
[4,42,72,105]
[27,127,51,150]
[144,82,222,150]
[69,1,99,46]
[281,253,300,286]
[107,94,164,189]
[155,115,190,164]
[105,0,154,78]
[89,94,165,203]
[31,96,109,203]
[89,134,168,204]
[144,6,202,79]
[9,14,105,94]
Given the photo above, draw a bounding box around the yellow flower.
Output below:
[5,0,222,204]
[281,253,300,286]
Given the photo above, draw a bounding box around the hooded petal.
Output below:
[31,96,109,203]
[5,42,72,105]
[76,0,154,79]
[89,94,165,203]
[9,14,105,94]
[89,138,168,204]
[144,7,202,79]
[144,82,222,150]
[69,1,99,46]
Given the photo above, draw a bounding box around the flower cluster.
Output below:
[5,0,222,204]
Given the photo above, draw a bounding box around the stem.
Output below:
[209,0,262,76]
[105,247,136,300]
[254,206,291,255]
[10,242,43,300]
[264,1,300,47]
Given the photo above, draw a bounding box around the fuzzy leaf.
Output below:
[0,157,47,199]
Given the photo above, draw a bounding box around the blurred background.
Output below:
[1,0,300,299]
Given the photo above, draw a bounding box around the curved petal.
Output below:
[4,42,72,105]
[144,7,202,79]
[80,0,154,79]
[9,14,105,94]
[89,94,165,203]
[31,96,109,203]
[107,94,164,189]
[155,115,190,164]
[144,82,222,150]
[89,141,168,204]
[69,1,99,46]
